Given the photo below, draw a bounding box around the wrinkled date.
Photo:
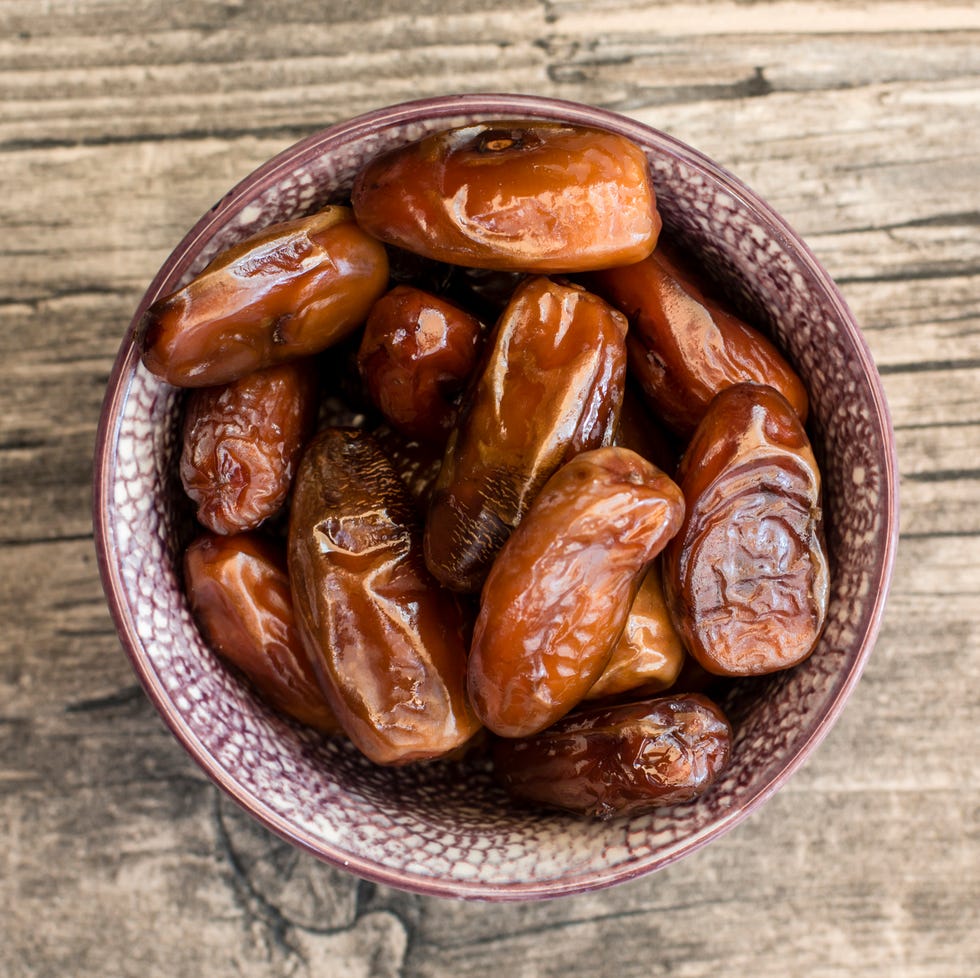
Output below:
[468,447,685,738]
[663,383,830,676]
[492,694,733,819]
[184,531,341,733]
[140,205,389,387]
[585,560,687,701]
[424,276,628,592]
[180,360,320,534]
[287,427,481,764]
[585,243,808,437]
[357,285,485,441]
[352,120,661,272]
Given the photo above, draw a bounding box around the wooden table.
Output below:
[2,2,977,975]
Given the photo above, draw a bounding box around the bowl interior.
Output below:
[94,94,898,900]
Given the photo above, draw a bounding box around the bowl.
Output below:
[93,93,899,900]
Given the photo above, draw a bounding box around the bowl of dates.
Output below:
[93,93,899,900]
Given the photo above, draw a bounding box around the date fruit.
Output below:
[180,359,319,535]
[287,427,480,765]
[424,276,628,592]
[586,244,808,436]
[357,285,485,441]
[140,205,389,387]
[585,561,686,700]
[468,447,685,738]
[492,694,733,819]
[663,383,830,676]
[352,121,661,272]
[184,532,341,733]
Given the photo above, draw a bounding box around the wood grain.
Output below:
[2,1,977,975]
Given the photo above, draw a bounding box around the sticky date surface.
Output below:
[663,383,829,676]
[357,285,484,441]
[468,447,685,738]
[586,244,808,436]
[184,532,340,733]
[424,276,628,593]
[493,694,733,819]
[140,206,388,387]
[180,360,319,535]
[352,120,661,272]
[287,427,480,764]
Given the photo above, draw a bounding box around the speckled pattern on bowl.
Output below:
[93,93,899,901]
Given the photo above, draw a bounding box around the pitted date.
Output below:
[468,447,684,738]
[357,285,485,441]
[352,121,660,272]
[586,560,686,701]
[180,359,319,534]
[184,531,341,734]
[424,276,628,592]
[585,243,808,436]
[492,694,732,819]
[287,427,480,765]
[663,383,829,676]
[140,206,389,387]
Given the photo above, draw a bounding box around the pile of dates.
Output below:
[141,120,830,820]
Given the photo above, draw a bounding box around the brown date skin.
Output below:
[468,447,685,738]
[180,359,320,535]
[287,427,481,765]
[424,276,628,593]
[139,205,389,387]
[585,560,687,701]
[184,532,341,734]
[663,383,830,677]
[357,285,485,442]
[371,423,445,513]
[492,694,732,820]
[352,121,661,273]
[584,245,808,437]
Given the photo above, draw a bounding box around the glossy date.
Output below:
[585,560,686,701]
[184,531,341,733]
[585,242,808,436]
[468,447,685,738]
[492,694,733,819]
[140,205,389,387]
[663,382,830,676]
[424,276,628,592]
[287,427,480,764]
[352,120,661,272]
[357,285,485,441]
[180,359,319,534]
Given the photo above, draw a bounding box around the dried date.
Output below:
[357,285,485,441]
[585,243,808,436]
[140,206,388,387]
[585,560,686,701]
[352,121,660,272]
[180,359,319,535]
[287,427,480,764]
[492,694,732,819]
[468,447,685,738]
[184,532,341,734]
[663,383,830,676]
[424,276,628,592]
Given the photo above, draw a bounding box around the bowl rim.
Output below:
[92,92,900,901]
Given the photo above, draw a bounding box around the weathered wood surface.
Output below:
[1,1,978,975]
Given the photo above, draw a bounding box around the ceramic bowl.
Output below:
[93,93,899,900]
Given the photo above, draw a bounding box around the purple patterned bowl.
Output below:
[93,94,899,900]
